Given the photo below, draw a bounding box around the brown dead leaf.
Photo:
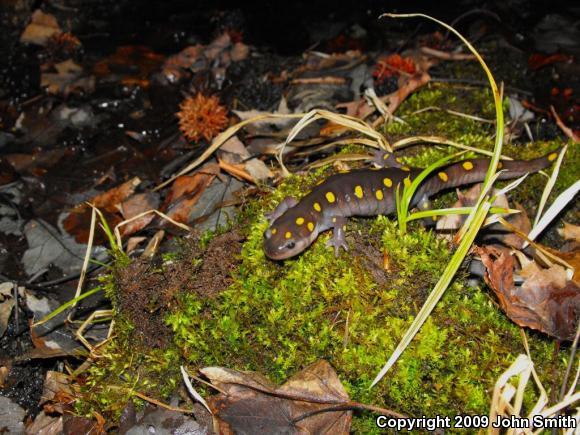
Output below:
[560,222,580,243]
[41,60,95,96]
[93,45,164,88]
[544,246,580,285]
[201,360,351,435]
[117,192,160,237]
[477,245,580,340]
[20,10,61,46]
[0,366,8,388]
[162,171,216,224]
[63,178,141,243]
[219,136,273,181]
[40,371,74,414]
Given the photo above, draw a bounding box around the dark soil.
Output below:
[114,230,243,348]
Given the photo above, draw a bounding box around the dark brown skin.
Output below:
[263,149,562,260]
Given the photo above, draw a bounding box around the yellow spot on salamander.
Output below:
[375,190,384,200]
[325,192,336,203]
[295,217,304,225]
[307,222,314,232]
[313,202,322,212]
[548,152,558,161]
[404,177,411,188]
[354,185,364,199]
[438,172,448,182]
[463,161,474,171]
[383,177,392,188]
[383,153,390,160]
[285,231,292,239]
[271,228,277,235]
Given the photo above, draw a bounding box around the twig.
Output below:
[559,321,580,402]
[420,46,476,60]
[291,401,406,424]
[550,105,580,143]
[290,77,347,85]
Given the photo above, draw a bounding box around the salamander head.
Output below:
[263,209,319,260]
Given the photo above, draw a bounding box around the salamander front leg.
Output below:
[326,216,349,257]
[265,196,298,223]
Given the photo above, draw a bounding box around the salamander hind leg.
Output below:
[417,194,437,227]
[325,216,349,257]
[372,149,403,168]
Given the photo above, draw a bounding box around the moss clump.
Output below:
[75,318,181,417]
[168,211,563,432]
[76,83,575,429]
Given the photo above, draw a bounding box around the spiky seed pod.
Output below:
[176,93,229,142]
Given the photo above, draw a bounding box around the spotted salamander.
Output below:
[263,149,561,260]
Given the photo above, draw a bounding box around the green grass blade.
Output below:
[32,286,103,327]
[372,12,505,387]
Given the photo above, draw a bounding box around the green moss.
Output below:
[168,208,563,430]
[75,318,181,417]
[77,82,576,428]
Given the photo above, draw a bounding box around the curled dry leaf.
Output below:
[63,177,141,244]
[476,245,580,341]
[201,360,351,435]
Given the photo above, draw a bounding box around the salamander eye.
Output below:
[285,241,296,250]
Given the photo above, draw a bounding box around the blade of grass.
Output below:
[406,206,519,222]
[32,286,103,327]
[533,144,568,227]
[371,12,505,387]
[398,150,465,233]
[523,179,580,249]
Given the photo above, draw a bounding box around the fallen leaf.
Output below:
[20,10,61,46]
[40,371,75,414]
[0,366,9,388]
[117,403,208,435]
[162,171,216,224]
[24,288,82,352]
[26,411,63,435]
[63,178,141,243]
[218,136,273,181]
[22,219,99,276]
[201,360,352,434]
[0,296,15,338]
[559,222,580,243]
[41,59,95,96]
[477,245,580,340]
[117,192,160,237]
[0,396,25,434]
[93,45,164,88]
